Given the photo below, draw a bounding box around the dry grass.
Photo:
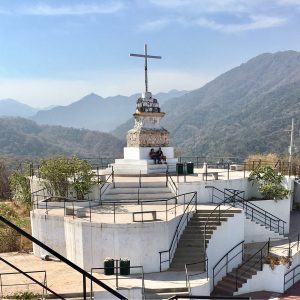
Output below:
[0,201,32,253]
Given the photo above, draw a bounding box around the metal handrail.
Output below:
[91,264,145,299]
[0,216,127,300]
[0,256,61,299]
[235,241,270,292]
[284,263,300,291]
[32,189,197,224]
[99,169,115,203]
[207,186,286,235]
[159,192,197,271]
[212,240,244,287]
[166,171,178,196]
[224,188,286,234]
[185,258,208,295]
[203,186,238,249]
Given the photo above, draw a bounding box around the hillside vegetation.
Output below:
[113,51,300,158]
[0,117,124,161]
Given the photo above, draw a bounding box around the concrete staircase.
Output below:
[212,244,265,296]
[169,208,242,271]
[101,182,175,203]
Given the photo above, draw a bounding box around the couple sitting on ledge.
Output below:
[149,147,167,164]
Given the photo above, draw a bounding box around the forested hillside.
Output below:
[0,117,124,160]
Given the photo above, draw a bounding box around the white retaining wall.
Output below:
[31,212,183,273]
[235,264,287,295]
[177,178,250,204]
[244,219,282,243]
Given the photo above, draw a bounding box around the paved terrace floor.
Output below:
[0,252,207,299]
[99,167,250,182]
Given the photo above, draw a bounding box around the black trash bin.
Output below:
[186,162,194,174]
[176,163,184,174]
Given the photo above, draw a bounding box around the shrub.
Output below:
[39,156,95,200]
[249,166,289,200]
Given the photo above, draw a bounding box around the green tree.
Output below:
[249,166,289,200]
[9,164,31,208]
[39,156,95,199]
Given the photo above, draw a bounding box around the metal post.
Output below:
[114,203,116,224]
[83,275,87,300]
[227,163,230,180]
[116,260,119,289]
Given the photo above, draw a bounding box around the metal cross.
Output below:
[130,44,161,92]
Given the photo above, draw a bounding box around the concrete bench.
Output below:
[132,211,157,222]
[198,172,219,180]
[230,164,244,171]
[65,206,87,218]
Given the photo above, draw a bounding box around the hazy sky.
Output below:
[0,0,300,107]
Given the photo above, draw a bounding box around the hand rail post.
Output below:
[112,167,115,188]
[139,170,142,188]
[114,203,116,224]
[166,201,168,221]
[83,274,87,300]
[166,171,168,187]
[227,163,230,180]
[116,259,119,289]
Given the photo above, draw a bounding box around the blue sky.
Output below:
[0,0,300,107]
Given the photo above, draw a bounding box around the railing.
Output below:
[203,186,239,249]
[32,190,195,224]
[99,169,115,203]
[185,258,208,295]
[91,263,145,300]
[212,241,244,288]
[0,269,47,299]
[224,188,286,235]
[234,241,270,292]
[206,186,286,236]
[0,216,127,300]
[166,171,178,196]
[269,232,300,258]
[159,192,197,271]
[0,256,61,299]
[284,263,300,291]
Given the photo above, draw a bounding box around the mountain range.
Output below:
[0,99,38,117]
[1,51,300,161]
[114,51,300,158]
[29,89,187,132]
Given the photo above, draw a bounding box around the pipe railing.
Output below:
[212,240,244,288]
[203,186,238,250]
[32,191,195,224]
[91,264,145,300]
[206,186,286,236]
[235,241,270,292]
[99,169,115,203]
[224,188,286,235]
[284,263,300,291]
[185,258,208,295]
[159,192,197,271]
[0,267,48,299]
[166,171,178,196]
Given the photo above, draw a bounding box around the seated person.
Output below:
[156,147,167,164]
[149,148,159,164]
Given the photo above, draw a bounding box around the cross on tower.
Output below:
[130,44,161,92]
